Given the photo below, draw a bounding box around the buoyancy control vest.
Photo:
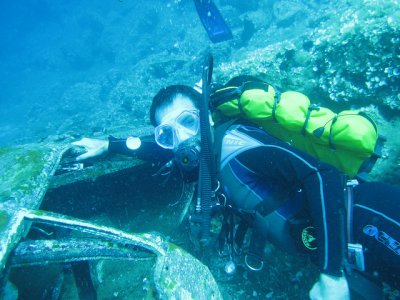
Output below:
[210,80,385,178]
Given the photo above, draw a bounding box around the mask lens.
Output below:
[155,110,199,149]
[176,111,199,135]
[155,125,175,149]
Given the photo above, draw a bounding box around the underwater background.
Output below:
[1,0,400,183]
[1,0,399,299]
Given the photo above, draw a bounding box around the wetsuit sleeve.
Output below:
[108,135,173,164]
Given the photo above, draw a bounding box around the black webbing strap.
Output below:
[357,134,386,175]
[328,116,338,150]
[210,81,270,109]
[302,104,320,136]
[271,88,281,123]
[211,87,239,109]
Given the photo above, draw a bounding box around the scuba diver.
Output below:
[72,75,399,299]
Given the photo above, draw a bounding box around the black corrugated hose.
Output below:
[198,53,217,245]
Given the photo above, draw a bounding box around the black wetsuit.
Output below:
[108,135,173,163]
[218,123,346,277]
[352,182,400,287]
[218,123,400,287]
[107,123,400,286]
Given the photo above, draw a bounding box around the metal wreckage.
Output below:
[0,126,223,299]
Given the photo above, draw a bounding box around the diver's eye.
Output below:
[179,115,196,127]
[176,111,199,133]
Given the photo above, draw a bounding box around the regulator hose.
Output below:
[197,53,216,244]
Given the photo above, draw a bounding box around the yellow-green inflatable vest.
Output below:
[211,82,381,178]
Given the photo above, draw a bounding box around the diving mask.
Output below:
[155,110,200,149]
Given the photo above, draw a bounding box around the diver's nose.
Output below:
[176,130,194,144]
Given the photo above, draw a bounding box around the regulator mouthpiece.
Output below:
[174,138,200,173]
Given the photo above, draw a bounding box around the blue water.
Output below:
[0,1,204,145]
[2,0,329,146]
[1,1,399,299]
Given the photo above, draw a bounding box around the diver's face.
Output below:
[154,95,200,150]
